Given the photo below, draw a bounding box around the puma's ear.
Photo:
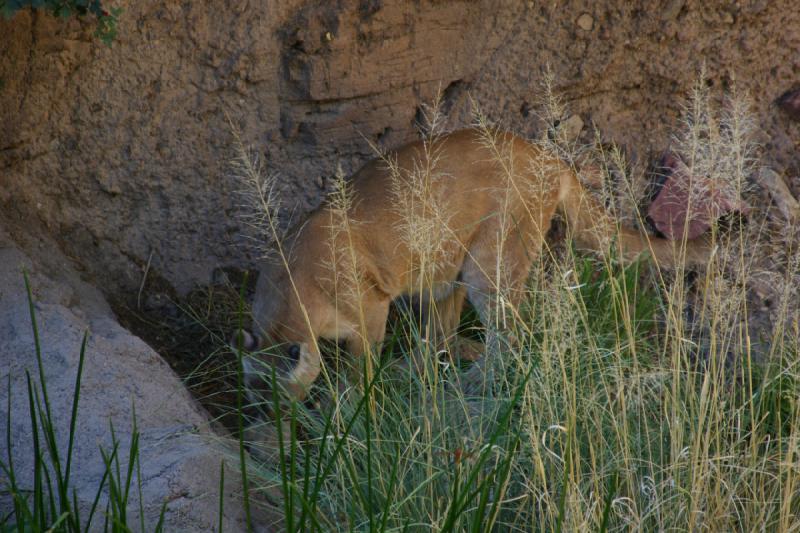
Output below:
[230,329,260,352]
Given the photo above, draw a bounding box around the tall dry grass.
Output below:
[227,77,800,532]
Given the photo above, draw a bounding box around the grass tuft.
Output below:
[227,75,800,531]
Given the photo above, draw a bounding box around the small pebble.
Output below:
[577,13,593,31]
[662,0,684,21]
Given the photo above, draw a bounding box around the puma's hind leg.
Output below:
[458,227,545,395]
[404,285,483,363]
[431,285,484,362]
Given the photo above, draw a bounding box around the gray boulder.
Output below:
[0,224,267,531]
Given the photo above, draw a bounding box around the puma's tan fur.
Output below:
[244,129,709,399]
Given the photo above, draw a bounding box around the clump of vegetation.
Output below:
[1,1,120,44]
[228,76,800,531]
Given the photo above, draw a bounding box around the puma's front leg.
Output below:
[341,297,390,388]
[342,294,390,356]
[285,341,322,400]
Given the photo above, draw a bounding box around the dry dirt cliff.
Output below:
[2,0,799,300]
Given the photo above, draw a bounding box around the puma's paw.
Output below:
[452,335,485,362]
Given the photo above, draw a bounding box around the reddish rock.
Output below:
[647,152,748,240]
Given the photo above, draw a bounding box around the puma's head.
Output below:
[229,326,309,459]
[229,327,305,405]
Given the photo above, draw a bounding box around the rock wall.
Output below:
[2,0,798,300]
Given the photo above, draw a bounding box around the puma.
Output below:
[239,128,710,400]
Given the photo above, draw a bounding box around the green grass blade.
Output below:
[363,360,374,533]
[377,443,400,533]
[24,371,45,529]
[72,487,81,530]
[234,272,253,532]
[64,331,88,499]
[84,443,117,533]
[304,394,338,522]
[48,511,71,530]
[555,430,572,533]
[3,375,25,530]
[597,471,619,533]
[121,409,140,521]
[218,460,225,533]
[296,412,317,530]
[40,454,58,525]
[483,435,520,530]
[102,500,110,533]
[153,502,168,533]
[270,368,292,532]
[24,272,58,458]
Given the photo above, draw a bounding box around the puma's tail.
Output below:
[558,169,712,268]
